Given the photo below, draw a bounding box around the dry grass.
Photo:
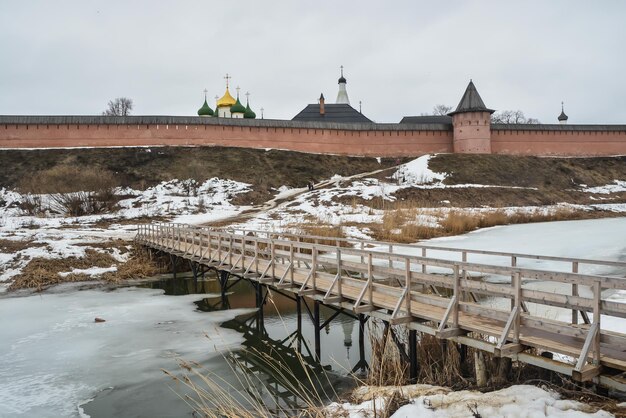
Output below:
[103,248,160,281]
[0,239,46,253]
[17,165,121,216]
[440,207,581,236]
[18,165,120,194]
[8,249,118,291]
[8,243,161,291]
[298,223,351,248]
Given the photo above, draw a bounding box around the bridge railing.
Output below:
[218,226,626,276]
[136,222,626,380]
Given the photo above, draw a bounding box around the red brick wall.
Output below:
[491,129,626,156]
[2,122,625,157]
[0,123,453,157]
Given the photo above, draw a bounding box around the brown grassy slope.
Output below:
[429,154,626,188]
[0,147,399,204]
[368,154,626,208]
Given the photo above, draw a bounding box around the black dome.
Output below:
[338,76,347,84]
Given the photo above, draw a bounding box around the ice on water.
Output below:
[0,287,251,417]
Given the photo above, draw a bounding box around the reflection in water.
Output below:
[145,271,369,415]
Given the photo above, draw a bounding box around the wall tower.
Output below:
[448,80,494,153]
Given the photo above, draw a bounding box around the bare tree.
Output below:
[432,104,453,116]
[491,110,539,124]
[103,97,133,116]
[420,104,454,116]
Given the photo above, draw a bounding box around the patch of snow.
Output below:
[328,384,612,417]
[583,180,626,194]
[58,266,117,278]
[393,155,447,185]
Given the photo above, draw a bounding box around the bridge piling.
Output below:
[314,301,321,361]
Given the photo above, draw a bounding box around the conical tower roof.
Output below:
[448,80,494,116]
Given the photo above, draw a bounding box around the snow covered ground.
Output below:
[0,178,251,290]
[327,384,615,417]
[228,155,626,236]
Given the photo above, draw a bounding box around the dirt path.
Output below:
[203,165,396,227]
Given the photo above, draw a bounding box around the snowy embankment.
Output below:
[0,178,251,290]
[327,384,615,417]
[231,154,626,236]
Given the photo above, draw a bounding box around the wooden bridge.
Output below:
[136,222,626,390]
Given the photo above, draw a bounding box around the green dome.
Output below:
[244,102,256,119]
[197,99,214,116]
[230,97,246,114]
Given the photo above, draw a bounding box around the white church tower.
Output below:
[336,66,350,105]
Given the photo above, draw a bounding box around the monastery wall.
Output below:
[0,119,453,157]
[491,126,626,156]
[1,117,625,157]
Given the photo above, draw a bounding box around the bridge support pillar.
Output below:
[219,270,230,307]
[314,301,321,362]
[296,295,303,353]
[190,262,198,283]
[170,254,177,279]
[255,283,265,332]
[409,329,418,383]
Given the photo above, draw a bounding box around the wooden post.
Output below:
[368,253,373,306]
[388,244,393,269]
[218,235,222,263]
[421,248,427,273]
[337,249,343,299]
[360,241,365,279]
[241,236,246,270]
[461,251,467,302]
[270,240,276,279]
[572,261,579,325]
[592,280,601,365]
[208,232,212,261]
[228,235,233,266]
[405,258,412,317]
[513,272,521,342]
[312,247,318,291]
[453,264,460,327]
[289,243,294,285]
[511,256,517,309]
[255,239,259,272]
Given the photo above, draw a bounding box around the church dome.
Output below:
[558,106,568,122]
[230,97,246,114]
[197,99,214,116]
[217,88,236,108]
[244,102,256,119]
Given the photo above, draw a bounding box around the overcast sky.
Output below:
[0,1,624,124]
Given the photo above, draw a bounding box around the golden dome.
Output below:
[216,88,236,108]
